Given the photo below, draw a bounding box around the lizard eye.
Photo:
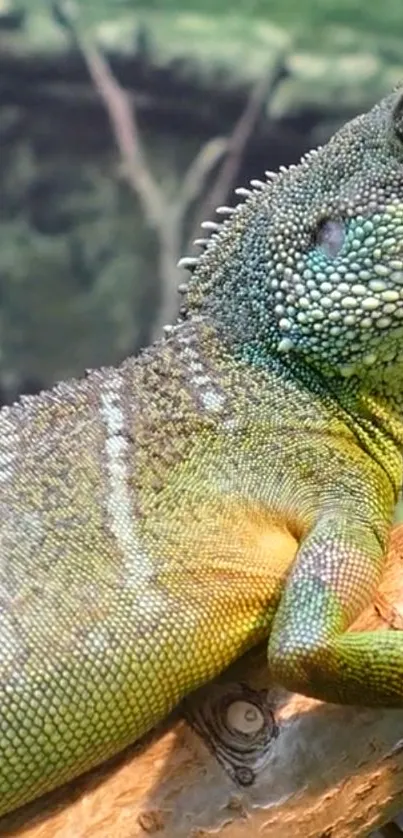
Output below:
[314,218,345,258]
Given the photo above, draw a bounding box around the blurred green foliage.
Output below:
[0,138,157,390]
[1,0,403,396]
[62,0,403,38]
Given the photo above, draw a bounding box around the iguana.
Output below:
[2,87,403,819]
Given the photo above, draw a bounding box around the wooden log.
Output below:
[3,525,403,838]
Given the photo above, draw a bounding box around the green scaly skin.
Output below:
[2,89,403,817]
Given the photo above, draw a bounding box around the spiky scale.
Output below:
[193,237,210,248]
[177,256,199,270]
[235,186,252,197]
[201,220,221,231]
[216,205,235,215]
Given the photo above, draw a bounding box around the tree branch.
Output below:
[50,1,287,340]
[56,4,165,232]
[189,57,287,247]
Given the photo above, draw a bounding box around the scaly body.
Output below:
[2,89,403,817]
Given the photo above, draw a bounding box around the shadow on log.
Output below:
[3,525,403,837]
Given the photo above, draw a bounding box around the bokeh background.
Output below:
[1,0,402,403]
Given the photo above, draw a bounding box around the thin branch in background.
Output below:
[50,0,285,338]
[189,58,287,248]
[175,137,229,230]
[52,0,164,231]
[51,0,222,335]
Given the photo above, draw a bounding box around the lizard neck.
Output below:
[184,306,403,431]
[179,312,403,497]
[316,366,403,493]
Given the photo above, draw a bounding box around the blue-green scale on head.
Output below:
[182,89,403,396]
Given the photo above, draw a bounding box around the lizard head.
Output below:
[182,87,403,392]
